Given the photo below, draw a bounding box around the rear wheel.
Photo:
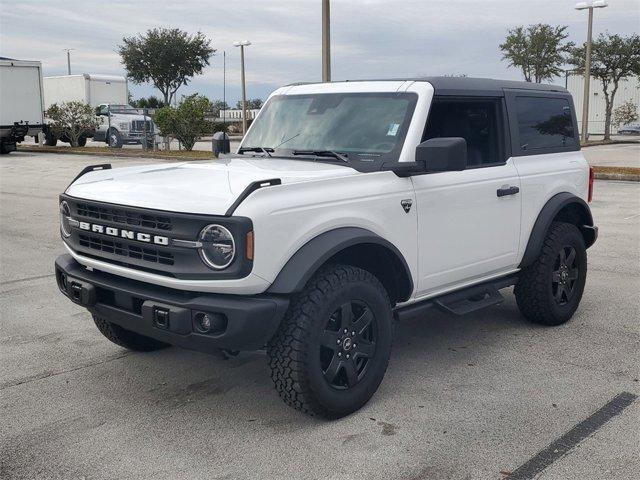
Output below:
[93,314,169,351]
[515,222,587,326]
[108,129,123,148]
[268,264,393,418]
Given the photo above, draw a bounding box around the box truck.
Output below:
[0,58,45,154]
[43,74,154,148]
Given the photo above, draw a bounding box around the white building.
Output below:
[566,72,640,135]
[217,108,261,122]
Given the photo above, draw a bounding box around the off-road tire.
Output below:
[93,314,169,351]
[267,264,393,418]
[515,222,587,326]
[0,142,13,154]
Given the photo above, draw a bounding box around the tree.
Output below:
[46,102,99,147]
[614,101,639,128]
[569,33,640,140]
[119,28,215,105]
[154,94,220,151]
[211,99,230,117]
[236,98,263,110]
[500,24,574,83]
[131,96,167,109]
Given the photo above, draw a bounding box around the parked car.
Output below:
[618,123,640,135]
[55,77,597,418]
[0,58,45,154]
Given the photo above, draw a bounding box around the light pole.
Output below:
[575,0,607,143]
[322,0,331,82]
[63,48,75,75]
[234,40,251,136]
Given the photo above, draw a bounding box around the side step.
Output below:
[434,284,503,315]
[395,274,518,321]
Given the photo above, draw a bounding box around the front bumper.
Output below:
[55,254,289,352]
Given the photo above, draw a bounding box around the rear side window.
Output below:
[515,97,577,150]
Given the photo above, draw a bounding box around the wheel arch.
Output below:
[520,192,596,268]
[267,227,414,304]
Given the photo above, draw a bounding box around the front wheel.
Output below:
[268,264,393,418]
[515,222,587,326]
[44,130,57,146]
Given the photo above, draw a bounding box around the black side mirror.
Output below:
[416,137,467,172]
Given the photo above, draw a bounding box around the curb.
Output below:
[16,146,216,161]
[594,172,639,182]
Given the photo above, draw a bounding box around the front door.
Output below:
[411,97,521,298]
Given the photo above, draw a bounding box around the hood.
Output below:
[113,113,151,122]
[65,156,359,215]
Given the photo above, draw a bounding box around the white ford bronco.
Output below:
[56,77,597,418]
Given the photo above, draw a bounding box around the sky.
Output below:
[1,0,638,105]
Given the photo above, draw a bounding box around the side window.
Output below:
[515,96,576,150]
[423,99,503,167]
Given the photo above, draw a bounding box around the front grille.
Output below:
[62,195,252,280]
[79,234,174,265]
[76,202,172,231]
[131,120,152,132]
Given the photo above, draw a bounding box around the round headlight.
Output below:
[60,201,72,237]
[198,224,235,270]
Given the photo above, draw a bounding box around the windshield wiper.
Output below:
[291,150,349,163]
[238,146,273,157]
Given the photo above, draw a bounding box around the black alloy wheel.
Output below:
[320,300,377,390]
[551,246,579,305]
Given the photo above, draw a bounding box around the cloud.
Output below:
[1,0,638,102]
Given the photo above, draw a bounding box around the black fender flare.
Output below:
[520,192,596,268]
[267,227,413,301]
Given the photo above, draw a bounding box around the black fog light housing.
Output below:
[193,312,227,335]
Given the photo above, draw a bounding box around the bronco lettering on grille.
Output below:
[77,221,169,246]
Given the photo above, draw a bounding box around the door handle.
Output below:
[497,185,520,197]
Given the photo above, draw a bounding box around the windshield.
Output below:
[241,92,418,168]
[108,104,140,114]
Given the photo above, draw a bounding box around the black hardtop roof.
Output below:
[286,76,568,96]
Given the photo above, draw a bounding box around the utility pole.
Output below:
[322,0,331,82]
[63,48,75,75]
[575,0,608,143]
[234,41,251,136]
[223,50,226,127]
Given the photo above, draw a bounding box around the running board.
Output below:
[434,284,503,315]
[395,274,518,321]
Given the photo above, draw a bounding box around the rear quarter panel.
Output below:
[512,150,589,263]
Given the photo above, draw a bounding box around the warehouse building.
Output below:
[565,72,640,135]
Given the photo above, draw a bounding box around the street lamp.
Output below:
[63,48,75,75]
[322,0,331,82]
[234,40,251,136]
[575,0,607,143]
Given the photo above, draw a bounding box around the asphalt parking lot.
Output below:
[1,151,639,480]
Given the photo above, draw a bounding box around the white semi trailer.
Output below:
[43,74,128,110]
[0,58,45,154]
[43,74,154,148]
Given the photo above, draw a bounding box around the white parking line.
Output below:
[624,213,640,220]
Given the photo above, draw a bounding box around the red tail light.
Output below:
[588,167,595,203]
